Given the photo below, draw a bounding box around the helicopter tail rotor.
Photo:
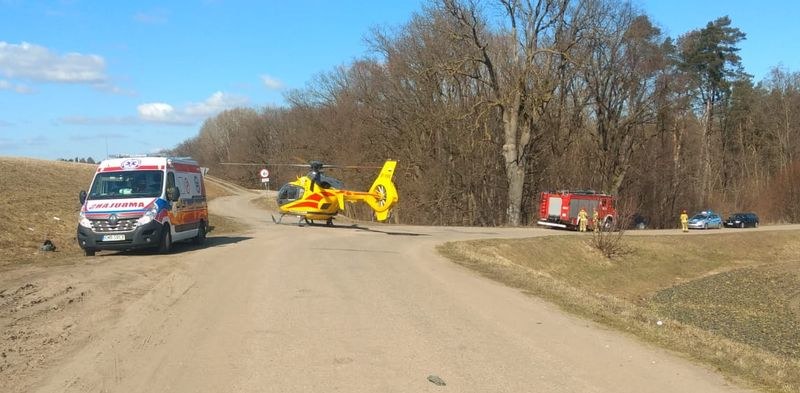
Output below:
[366,160,399,222]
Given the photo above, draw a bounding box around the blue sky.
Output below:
[1,1,797,161]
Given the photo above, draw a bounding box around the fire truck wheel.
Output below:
[603,218,614,230]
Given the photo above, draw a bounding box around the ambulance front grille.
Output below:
[90,218,139,233]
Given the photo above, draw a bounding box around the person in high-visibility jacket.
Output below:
[578,208,588,232]
[680,210,689,232]
[592,209,600,232]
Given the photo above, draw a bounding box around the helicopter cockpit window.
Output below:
[277,184,304,205]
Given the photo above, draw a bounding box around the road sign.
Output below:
[261,178,270,183]
[259,168,269,178]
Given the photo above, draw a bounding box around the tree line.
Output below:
[58,157,96,164]
[172,0,800,228]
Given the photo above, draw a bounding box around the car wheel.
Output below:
[158,225,172,254]
[740,222,744,228]
[704,223,708,229]
[84,248,96,256]
[755,221,759,228]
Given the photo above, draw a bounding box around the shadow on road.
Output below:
[349,224,429,236]
[204,235,252,247]
[100,235,253,257]
[271,219,428,236]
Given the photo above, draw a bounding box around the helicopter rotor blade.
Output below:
[220,161,383,169]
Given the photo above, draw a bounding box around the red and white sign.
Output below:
[259,168,269,178]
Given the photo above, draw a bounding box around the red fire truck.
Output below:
[536,190,616,230]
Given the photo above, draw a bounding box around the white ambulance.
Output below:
[77,156,209,256]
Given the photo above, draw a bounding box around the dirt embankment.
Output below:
[0,158,95,265]
[0,159,244,392]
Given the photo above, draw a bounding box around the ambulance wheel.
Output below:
[193,221,207,245]
[326,219,333,227]
[84,248,96,257]
[158,225,172,254]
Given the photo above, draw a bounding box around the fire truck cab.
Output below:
[536,190,616,230]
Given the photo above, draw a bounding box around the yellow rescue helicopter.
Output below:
[271,160,398,226]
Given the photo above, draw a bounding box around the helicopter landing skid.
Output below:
[270,214,311,227]
[270,214,294,225]
[271,214,335,227]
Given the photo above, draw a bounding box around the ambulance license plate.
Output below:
[102,234,125,242]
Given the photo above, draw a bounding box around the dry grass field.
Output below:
[0,157,243,266]
[0,158,95,265]
[440,232,800,393]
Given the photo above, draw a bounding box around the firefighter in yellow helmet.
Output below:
[680,209,689,232]
[592,208,600,232]
[578,207,588,232]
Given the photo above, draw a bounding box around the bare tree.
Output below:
[436,0,585,225]
[583,5,666,195]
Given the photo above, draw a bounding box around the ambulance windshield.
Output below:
[88,171,164,200]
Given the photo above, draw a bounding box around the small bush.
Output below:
[589,226,629,258]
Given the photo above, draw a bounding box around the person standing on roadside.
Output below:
[578,207,588,232]
[680,209,689,232]
[592,209,600,233]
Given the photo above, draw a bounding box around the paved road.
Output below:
[30,187,755,393]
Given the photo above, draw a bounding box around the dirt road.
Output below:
[3,187,756,392]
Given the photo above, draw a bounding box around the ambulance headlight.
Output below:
[138,206,159,225]
[79,212,92,228]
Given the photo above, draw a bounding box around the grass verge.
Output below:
[438,231,800,393]
[0,158,249,266]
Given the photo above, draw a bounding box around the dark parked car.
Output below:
[724,212,759,228]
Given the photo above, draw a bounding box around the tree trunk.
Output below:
[700,97,713,205]
[503,90,525,226]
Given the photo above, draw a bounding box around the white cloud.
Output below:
[137,102,191,125]
[184,91,248,117]
[0,134,48,150]
[260,74,284,90]
[138,92,249,125]
[0,78,33,93]
[58,116,139,126]
[137,102,175,121]
[68,132,130,142]
[0,41,108,84]
[133,8,169,24]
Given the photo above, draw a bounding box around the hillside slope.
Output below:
[0,158,95,264]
